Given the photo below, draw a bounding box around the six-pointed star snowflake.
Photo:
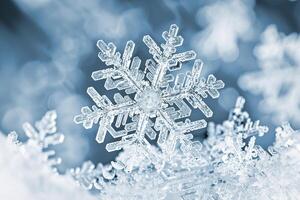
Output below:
[74,24,224,152]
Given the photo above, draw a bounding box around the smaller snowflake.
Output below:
[10,110,64,170]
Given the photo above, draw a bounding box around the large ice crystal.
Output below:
[71,97,300,200]
[74,24,224,156]
[0,111,94,200]
[239,25,300,123]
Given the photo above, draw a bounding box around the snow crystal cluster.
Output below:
[239,25,300,124]
[70,25,300,200]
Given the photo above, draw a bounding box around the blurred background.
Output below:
[0,0,299,171]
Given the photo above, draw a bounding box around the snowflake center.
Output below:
[135,88,162,115]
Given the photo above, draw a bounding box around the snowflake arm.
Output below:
[94,40,147,92]
[143,24,196,88]
[74,87,138,144]
[161,59,224,118]
[69,161,104,190]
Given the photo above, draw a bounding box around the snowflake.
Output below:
[239,25,300,123]
[74,24,224,154]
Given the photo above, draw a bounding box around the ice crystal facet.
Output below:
[74,24,224,153]
[239,25,300,123]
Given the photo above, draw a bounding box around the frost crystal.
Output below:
[0,111,94,200]
[74,24,224,155]
[71,97,300,200]
[239,25,300,123]
[16,110,65,170]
